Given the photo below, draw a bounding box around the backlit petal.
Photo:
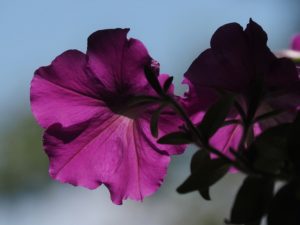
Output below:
[31,50,105,128]
[44,115,170,204]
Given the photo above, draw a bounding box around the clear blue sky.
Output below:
[1,0,299,126]
[0,2,300,224]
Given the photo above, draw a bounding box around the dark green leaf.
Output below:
[234,100,247,122]
[150,104,167,138]
[268,182,300,225]
[230,176,274,224]
[157,131,192,145]
[198,188,211,200]
[163,76,173,92]
[198,94,235,139]
[144,66,163,95]
[190,150,210,173]
[249,124,290,173]
[191,151,212,200]
[177,151,229,194]
[292,57,300,63]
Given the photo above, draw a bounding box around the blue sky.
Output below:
[0,2,300,224]
[1,0,299,126]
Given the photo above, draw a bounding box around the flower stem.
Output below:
[164,95,248,170]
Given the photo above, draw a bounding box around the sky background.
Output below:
[0,0,300,225]
[1,0,300,127]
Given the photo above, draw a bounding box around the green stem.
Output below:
[164,95,248,170]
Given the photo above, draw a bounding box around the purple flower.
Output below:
[291,33,300,51]
[30,29,184,204]
[276,33,300,75]
[183,19,300,156]
[291,34,300,76]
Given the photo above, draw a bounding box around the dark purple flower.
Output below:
[183,19,300,156]
[30,29,184,204]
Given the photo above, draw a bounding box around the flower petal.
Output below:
[266,58,299,93]
[87,29,151,94]
[211,22,248,60]
[244,19,275,74]
[210,121,262,158]
[137,113,186,155]
[264,58,300,112]
[291,34,300,51]
[184,19,276,99]
[31,50,106,128]
[44,114,170,205]
[209,123,242,159]
[184,25,251,99]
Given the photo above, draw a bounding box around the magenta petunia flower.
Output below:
[291,33,300,51]
[284,33,300,75]
[183,19,300,156]
[276,33,300,75]
[291,34,300,76]
[30,29,184,204]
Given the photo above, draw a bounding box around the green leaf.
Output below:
[234,100,247,121]
[249,124,290,173]
[268,182,300,225]
[144,66,163,95]
[198,188,211,200]
[157,131,192,145]
[292,57,300,63]
[191,151,211,200]
[177,150,229,194]
[150,104,167,138]
[190,150,210,173]
[230,176,274,224]
[198,94,235,140]
[163,76,174,92]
